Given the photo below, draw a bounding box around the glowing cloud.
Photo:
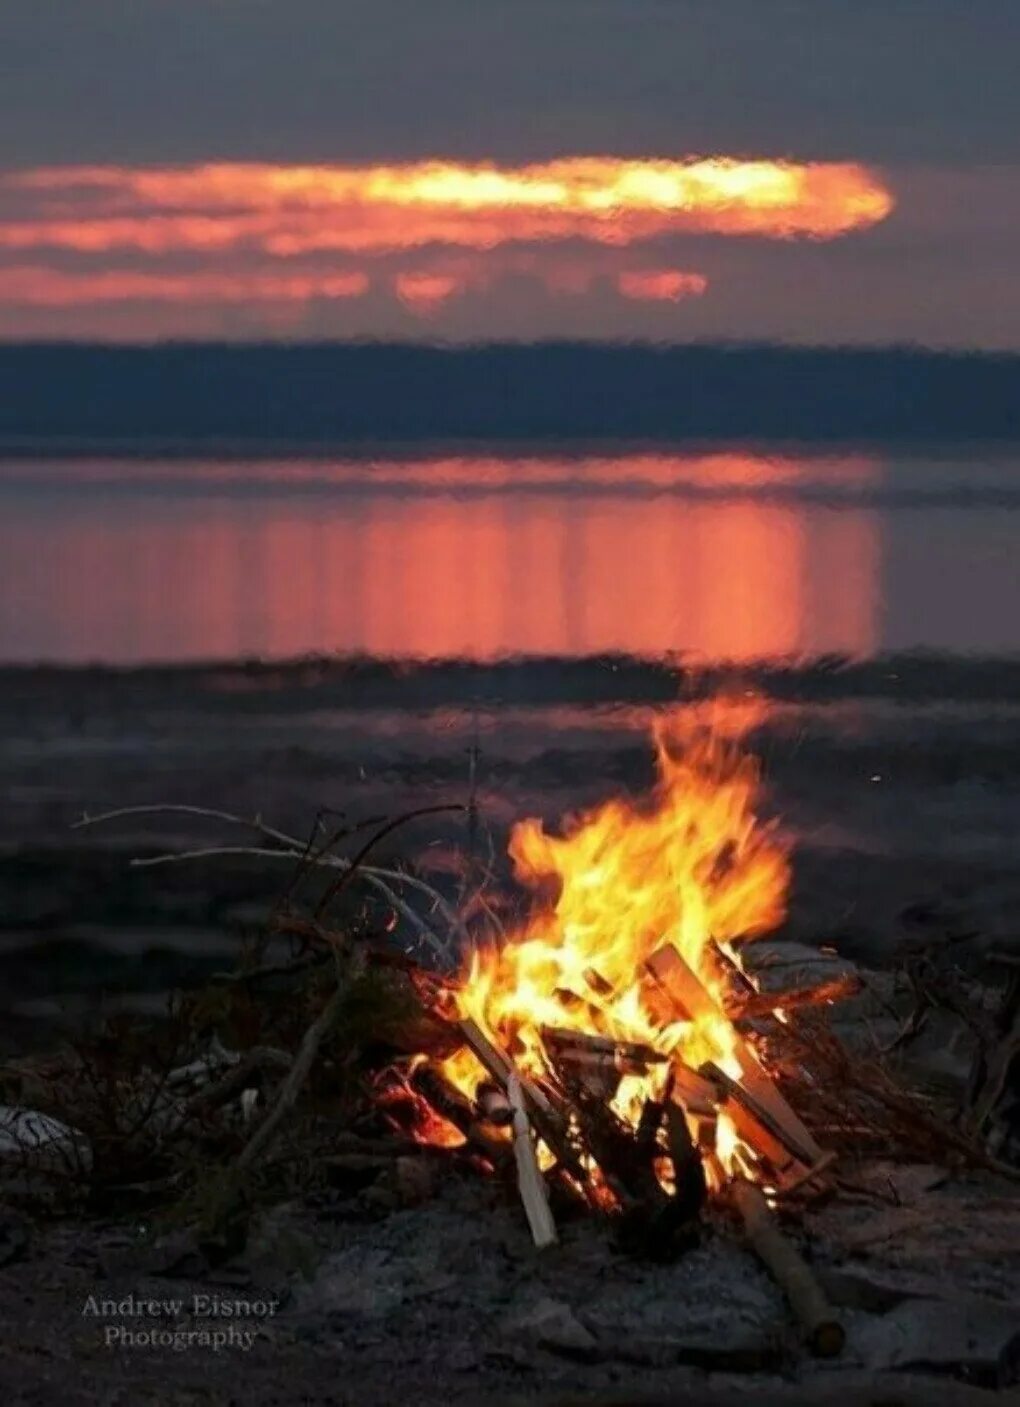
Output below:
[1,157,893,256]
[393,272,463,315]
[617,269,708,302]
[0,156,893,332]
[0,266,369,306]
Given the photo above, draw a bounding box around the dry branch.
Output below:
[74,804,466,969]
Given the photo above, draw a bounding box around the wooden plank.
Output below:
[507,1073,557,1249]
[644,944,823,1164]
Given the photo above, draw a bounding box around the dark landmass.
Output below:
[1,342,1019,452]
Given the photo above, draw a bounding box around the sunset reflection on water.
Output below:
[0,451,884,664]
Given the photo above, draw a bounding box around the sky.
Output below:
[0,0,1018,346]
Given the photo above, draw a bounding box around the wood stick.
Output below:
[699,1061,819,1165]
[732,973,862,1021]
[541,1027,667,1066]
[645,944,822,1163]
[456,1017,585,1181]
[409,1064,509,1165]
[507,1073,557,1249]
[670,1060,723,1115]
[732,1179,844,1357]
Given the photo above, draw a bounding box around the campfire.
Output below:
[21,699,1020,1374]
[378,701,850,1349]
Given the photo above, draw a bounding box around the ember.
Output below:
[397,700,844,1270]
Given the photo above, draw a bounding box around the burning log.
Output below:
[670,1060,722,1116]
[645,944,823,1167]
[664,1096,708,1226]
[699,1060,822,1186]
[408,1063,509,1166]
[731,1179,844,1358]
[731,973,863,1023]
[507,1073,557,1249]
[476,1080,513,1127]
[456,1017,586,1182]
[555,1064,706,1258]
[542,1027,667,1072]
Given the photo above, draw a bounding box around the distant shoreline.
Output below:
[3,651,1020,707]
[2,342,1019,445]
[3,434,1020,462]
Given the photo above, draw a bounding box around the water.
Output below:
[1,445,1019,665]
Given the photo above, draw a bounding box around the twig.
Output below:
[74,803,469,966]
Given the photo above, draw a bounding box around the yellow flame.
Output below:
[441,698,790,1156]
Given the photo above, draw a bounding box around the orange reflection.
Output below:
[0,453,881,665]
[2,157,893,256]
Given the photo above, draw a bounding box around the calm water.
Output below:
[1,445,1019,664]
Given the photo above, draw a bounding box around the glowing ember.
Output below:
[427,698,794,1188]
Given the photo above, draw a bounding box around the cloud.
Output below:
[617,270,708,302]
[0,156,891,332]
[2,158,892,257]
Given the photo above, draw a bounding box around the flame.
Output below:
[438,698,790,1162]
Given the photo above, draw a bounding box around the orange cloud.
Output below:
[0,266,369,306]
[617,269,708,301]
[1,157,893,257]
[393,272,464,315]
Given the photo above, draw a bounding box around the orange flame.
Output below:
[441,699,790,1148]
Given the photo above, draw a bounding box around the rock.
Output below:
[852,1161,950,1205]
[856,1296,1020,1388]
[0,1104,91,1172]
[147,1230,211,1280]
[817,1263,946,1314]
[581,1241,782,1372]
[0,1211,29,1266]
[392,1155,438,1206]
[742,940,859,993]
[600,1323,780,1372]
[505,1297,599,1360]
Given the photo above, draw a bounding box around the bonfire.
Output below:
[29,699,1014,1362]
[373,701,849,1351]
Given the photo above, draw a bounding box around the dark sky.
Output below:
[1,1,1018,345]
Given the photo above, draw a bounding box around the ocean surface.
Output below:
[1,444,1019,665]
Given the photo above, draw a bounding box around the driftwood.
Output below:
[507,1073,557,1249]
[732,1179,844,1357]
